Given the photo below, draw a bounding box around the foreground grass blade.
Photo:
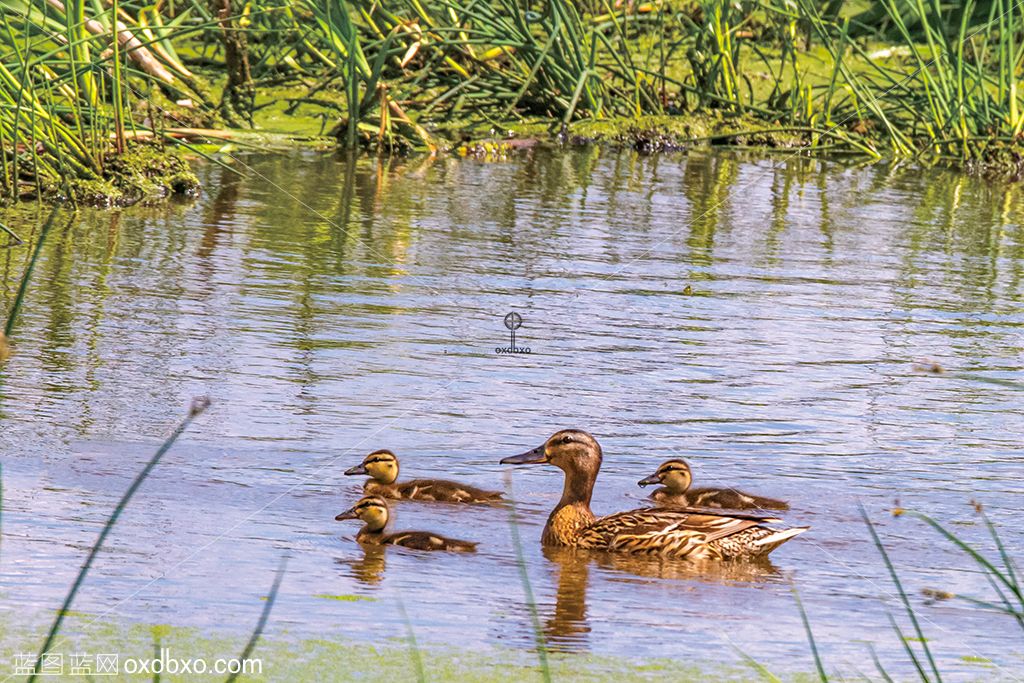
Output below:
[861,506,942,683]
[732,646,782,683]
[0,220,23,245]
[29,397,212,683]
[225,554,288,683]
[3,204,64,339]
[504,471,551,682]
[396,596,426,682]
[792,584,827,682]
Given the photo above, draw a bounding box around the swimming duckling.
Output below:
[344,449,503,503]
[501,430,806,560]
[334,495,478,552]
[638,459,789,510]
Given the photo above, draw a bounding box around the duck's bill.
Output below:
[334,507,358,521]
[637,474,661,487]
[500,444,547,465]
[344,463,368,476]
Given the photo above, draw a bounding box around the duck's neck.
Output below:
[543,469,597,546]
[557,468,595,509]
[357,525,385,544]
[364,480,396,496]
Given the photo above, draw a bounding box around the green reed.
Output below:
[396,595,426,683]
[862,506,943,682]
[225,554,287,683]
[28,397,211,683]
[5,0,1024,176]
[786,506,1020,681]
[791,585,827,682]
[909,506,1024,632]
[3,205,64,340]
[504,471,551,683]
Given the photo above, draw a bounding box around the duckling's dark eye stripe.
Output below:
[364,457,393,464]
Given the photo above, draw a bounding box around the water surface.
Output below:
[2,148,1023,679]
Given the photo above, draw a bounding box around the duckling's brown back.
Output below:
[384,531,478,552]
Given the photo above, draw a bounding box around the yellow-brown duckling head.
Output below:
[501,429,603,482]
[638,459,692,493]
[345,450,399,485]
[335,495,390,532]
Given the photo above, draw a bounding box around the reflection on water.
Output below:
[2,148,1024,678]
[541,546,783,652]
[337,545,388,588]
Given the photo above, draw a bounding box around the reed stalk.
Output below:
[225,554,287,683]
[503,471,551,682]
[28,397,211,683]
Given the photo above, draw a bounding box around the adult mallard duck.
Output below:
[344,449,503,503]
[335,495,478,552]
[500,430,807,560]
[638,459,789,510]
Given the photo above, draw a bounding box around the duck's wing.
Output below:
[398,478,503,502]
[689,487,790,511]
[580,507,781,555]
[384,530,477,551]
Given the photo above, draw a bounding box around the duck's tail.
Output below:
[447,539,479,553]
[754,526,809,554]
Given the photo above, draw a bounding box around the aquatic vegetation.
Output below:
[0,0,207,201]
[5,0,1024,194]
[780,506,1024,682]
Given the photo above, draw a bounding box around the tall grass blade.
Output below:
[28,397,211,683]
[396,596,426,682]
[503,471,550,683]
[731,645,782,682]
[0,220,23,245]
[3,205,64,339]
[792,584,827,682]
[861,506,942,683]
[225,554,287,683]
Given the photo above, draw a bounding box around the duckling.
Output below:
[334,495,478,552]
[501,430,807,560]
[638,459,789,510]
[344,449,503,503]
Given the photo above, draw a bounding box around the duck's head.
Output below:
[501,429,602,481]
[345,450,399,484]
[335,495,390,532]
[638,459,692,493]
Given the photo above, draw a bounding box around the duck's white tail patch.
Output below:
[753,526,810,548]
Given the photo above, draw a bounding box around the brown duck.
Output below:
[344,449,503,503]
[334,495,478,552]
[500,430,807,560]
[638,459,789,510]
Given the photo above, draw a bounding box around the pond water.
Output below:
[1,148,1023,680]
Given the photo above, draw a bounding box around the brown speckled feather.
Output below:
[548,506,801,560]
[365,478,503,503]
[650,487,790,510]
[357,529,477,552]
